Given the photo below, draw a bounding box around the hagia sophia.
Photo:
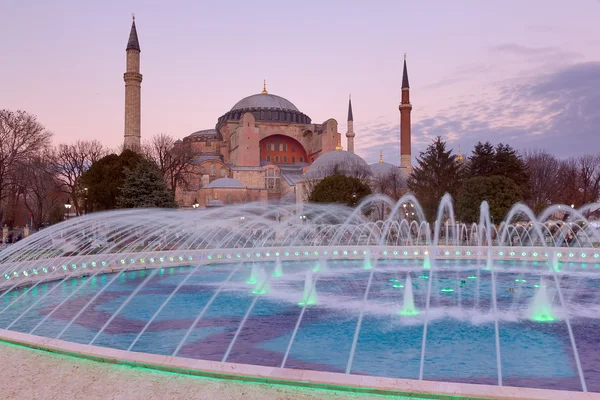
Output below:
[123,19,413,208]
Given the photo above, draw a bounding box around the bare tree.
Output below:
[16,152,62,229]
[577,153,600,205]
[521,149,560,212]
[555,157,582,206]
[51,140,108,216]
[144,133,196,193]
[0,110,53,224]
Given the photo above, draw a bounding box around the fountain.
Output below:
[252,267,270,295]
[0,195,599,395]
[298,269,317,306]
[530,277,556,322]
[399,274,419,316]
[273,258,283,277]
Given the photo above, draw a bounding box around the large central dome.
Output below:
[231,93,299,112]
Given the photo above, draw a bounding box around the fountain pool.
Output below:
[1,195,599,398]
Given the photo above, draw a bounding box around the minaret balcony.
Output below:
[123,72,143,83]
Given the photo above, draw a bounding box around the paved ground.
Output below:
[0,343,422,400]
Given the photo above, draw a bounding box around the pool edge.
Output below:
[1,328,597,400]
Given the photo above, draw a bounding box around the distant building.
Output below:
[122,19,413,207]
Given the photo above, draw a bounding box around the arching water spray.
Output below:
[252,267,270,295]
[246,263,258,284]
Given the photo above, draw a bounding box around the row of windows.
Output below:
[265,142,297,152]
[265,155,303,164]
[265,169,280,191]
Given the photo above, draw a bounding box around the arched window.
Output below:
[226,194,233,204]
[220,168,227,178]
[292,157,296,163]
[206,195,212,204]
[300,157,304,162]
[283,156,288,163]
[200,166,206,174]
[266,155,271,162]
[210,164,216,176]
[283,143,287,151]
[275,155,280,163]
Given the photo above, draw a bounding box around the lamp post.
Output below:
[571,204,575,209]
[351,192,357,206]
[64,199,72,220]
[192,198,199,209]
[84,187,89,215]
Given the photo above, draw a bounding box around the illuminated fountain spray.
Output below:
[246,263,259,284]
[363,251,372,270]
[313,257,327,273]
[299,269,317,306]
[252,267,270,295]
[530,277,555,322]
[422,251,431,269]
[551,251,560,272]
[399,274,419,316]
[273,258,283,278]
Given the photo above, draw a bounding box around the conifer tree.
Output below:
[116,159,177,208]
[407,136,462,221]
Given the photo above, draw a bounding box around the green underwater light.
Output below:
[467,276,477,279]
[440,288,454,293]
[392,284,404,288]
[399,308,420,316]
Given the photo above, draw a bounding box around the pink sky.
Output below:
[1,0,599,163]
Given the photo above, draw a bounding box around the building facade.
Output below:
[122,20,413,208]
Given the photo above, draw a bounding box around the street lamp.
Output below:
[64,199,72,220]
[300,215,307,222]
[192,198,199,209]
[571,204,575,209]
[351,192,357,206]
[84,187,89,215]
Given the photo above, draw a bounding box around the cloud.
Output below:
[489,43,582,67]
[357,61,600,163]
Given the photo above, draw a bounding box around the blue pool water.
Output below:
[1,260,599,392]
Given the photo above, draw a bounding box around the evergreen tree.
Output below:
[407,136,462,221]
[467,141,496,177]
[80,149,142,210]
[116,159,177,208]
[308,174,372,207]
[466,141,529,194]
[456,175,523,224]
[494,143,529,191]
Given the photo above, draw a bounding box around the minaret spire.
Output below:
[399,53,412,173]
[346,94,355,153]
[379,150,383,163]
[123,16,143,152]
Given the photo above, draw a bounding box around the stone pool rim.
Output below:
[1,328,598,400]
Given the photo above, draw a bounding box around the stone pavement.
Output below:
[0,343,419,400]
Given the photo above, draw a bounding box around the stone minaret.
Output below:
[346,95,355,153]
[123,16,142,152]
[399,53,412,173]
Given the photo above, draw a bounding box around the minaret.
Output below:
[346,95,355,153]
[399,53,412,173]
[123,15,142,152]
[457,145,464,162]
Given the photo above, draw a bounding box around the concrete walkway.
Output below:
[0,343,420,400]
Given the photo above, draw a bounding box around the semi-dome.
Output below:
[305,150,371,178]
[370,161,397,177]
[231,93,299,112]
[205,178,246,189]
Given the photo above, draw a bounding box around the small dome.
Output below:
[231,93,299,112]
[189,129,220,137]
[305,150,371,178]
[370,161,397,177]
[205,178,246,189]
